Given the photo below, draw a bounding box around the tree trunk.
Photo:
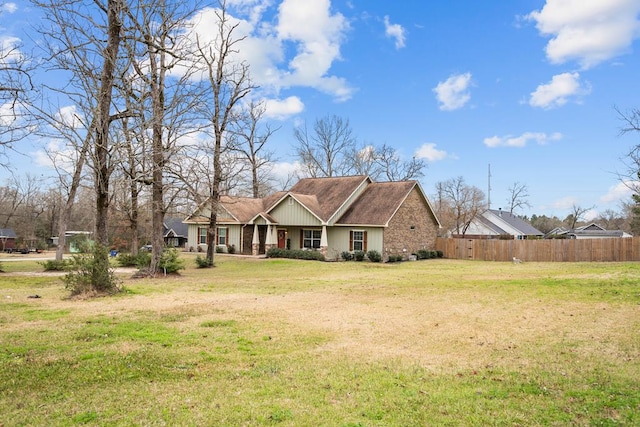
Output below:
[147,27,166,275]
[206,196,217,267]
[56,136,89,261]
[92,0,122,290]
[129,177,139,255]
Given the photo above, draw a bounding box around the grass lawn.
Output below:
[1,255,639,426]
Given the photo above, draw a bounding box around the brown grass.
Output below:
[6,257,636,374]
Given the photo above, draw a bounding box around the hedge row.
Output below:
[266,248,326,261]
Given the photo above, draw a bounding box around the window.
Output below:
[198,227,207,244]
[217,227,227,245]
[352,231,364,251]
[302,229,321,249]
[350,230,367,252]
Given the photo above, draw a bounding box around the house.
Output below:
[51,231,92,253]
[0,228,17,252]
[183,175,442,260]
[458,208,544,240]
[545,223,632,239]
[164,218,189,248]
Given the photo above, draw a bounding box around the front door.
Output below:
[277,230,287,249]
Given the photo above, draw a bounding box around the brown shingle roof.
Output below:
[219,196,265,223]
[337,181,417,225]
[287,175,369,221]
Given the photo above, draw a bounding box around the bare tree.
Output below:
[122,0,204,273]
[294,114,356,178]
[616,107,640,235]
[0,30,33,165]
[594,208,627,231]
[0,174,47,248]
[506,181,531,214]
[229,100,279,197]
[33,0,127,291]
[370,144,426,181]
[435,176,486,237]
[564,204,594,229]
[193,0,255,267]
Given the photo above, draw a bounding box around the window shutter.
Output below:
[349,230,354,251]
[299,230,303,248]
[363,231,368,252]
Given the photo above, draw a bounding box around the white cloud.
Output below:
[33,140,78,173]
[187,1,353,103]
[263,96,304,119]
[0,102,18,126]
[483,132,562,148]
[415,143,448,162]
[529,72,590,109]
[271,160,305,184]
[583,208,598,222]
[55,105,84,129]
[527,0,640,68]
[433,72,472,111]
[384,15,406,49]
[600,180,635,204]
[0,36,23,64]
[276,0,353,101]
[0,3,17,14]
[552,196,579,210]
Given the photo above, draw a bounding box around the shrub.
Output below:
[435,250,443,258]
[415,249,429,260]
[387,254,400,263]
[116,252,138,267]
[40,259,71,271]
[227,244,236,254]
[353,250,365,262]
[135,251,151,269]
[266,248,325,261]
[216,245,224,253]
[366,250,382,263]
[195,255,210,268]
[159,248,185,274]
[341,251,354,261]
[63,245,120,296]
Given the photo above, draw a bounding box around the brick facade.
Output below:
[383,188,439,259]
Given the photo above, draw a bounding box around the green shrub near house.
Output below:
[366,250,382,263]
[266,248,325,261]
[340,251,354,261]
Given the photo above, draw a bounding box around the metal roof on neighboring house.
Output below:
[485,209,544,236]
[0,228,17,238]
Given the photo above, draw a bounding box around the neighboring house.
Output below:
[0,228,17,251]
[458,208,544,240]
[546,223,632,239]
[183,175,442,260]
[164,218,189,248]
[51,231,92,253]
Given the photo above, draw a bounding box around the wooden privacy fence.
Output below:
[435,237,640,262]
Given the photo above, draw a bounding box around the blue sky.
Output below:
[2,0,640,220]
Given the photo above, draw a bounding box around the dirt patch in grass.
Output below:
[4,259,638,374]
[45,280,636,373]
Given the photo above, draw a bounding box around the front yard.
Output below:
[1,256,638,425]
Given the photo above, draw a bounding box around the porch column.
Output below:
[252,223,259,256]
[320,225,328,258]
[265,224,277,253]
